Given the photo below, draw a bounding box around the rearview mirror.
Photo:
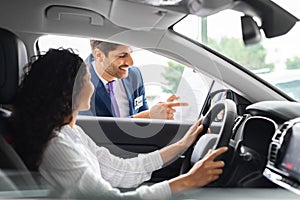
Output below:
[241,15,261,45]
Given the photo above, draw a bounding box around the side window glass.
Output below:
[37,35,90,59]
[132,49,211,122]
[37,35,212,122]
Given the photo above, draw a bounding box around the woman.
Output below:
[11,49,227,199]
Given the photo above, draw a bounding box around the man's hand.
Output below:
[149,95,188,120]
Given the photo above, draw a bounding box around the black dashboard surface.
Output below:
[246,101,300,123]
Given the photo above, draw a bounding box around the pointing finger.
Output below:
[164,102,189,107]
[167,94,179,102]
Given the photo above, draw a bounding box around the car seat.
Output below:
[0,27,40,190]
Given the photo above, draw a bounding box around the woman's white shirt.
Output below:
[39,124,171,199]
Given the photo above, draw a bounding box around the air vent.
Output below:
[273,124,289,140]
[274,131,283,141]
[280,123,289,132]
[269,143,279,164]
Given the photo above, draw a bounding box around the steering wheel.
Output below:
[180,99,237,177]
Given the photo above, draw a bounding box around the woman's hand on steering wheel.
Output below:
[177,117,206,150]
[185,147,228,188]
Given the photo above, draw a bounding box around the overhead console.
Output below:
[264,117,300,196]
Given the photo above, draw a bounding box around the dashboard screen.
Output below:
[280,123,300,180]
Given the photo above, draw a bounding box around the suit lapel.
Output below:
[122,78,135,115]
[95,81,112,114]
[88,57,114,116]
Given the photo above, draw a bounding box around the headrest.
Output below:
[0,28,27,104]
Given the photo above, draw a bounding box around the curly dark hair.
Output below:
[10,48,87,171]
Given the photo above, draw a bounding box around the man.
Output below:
[80,40,187,119]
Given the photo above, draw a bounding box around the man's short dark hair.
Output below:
[90,40,120,56]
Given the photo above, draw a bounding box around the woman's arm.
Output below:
[96,147,163,188]
[89,118,204,188]
[39,136,171,199]
[40,125,226,199]
[160,118,204,164]
[77,125,164,188]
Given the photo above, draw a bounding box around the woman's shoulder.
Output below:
[44,125,80,154]
[49,125,79,144]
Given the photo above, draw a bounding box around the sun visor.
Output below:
[109,0,185,30]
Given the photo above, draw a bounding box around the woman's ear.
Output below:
[93,49,104,62]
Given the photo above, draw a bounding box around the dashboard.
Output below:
[191,99,300,190]
[231,101,300,190]
[264,117,300,195]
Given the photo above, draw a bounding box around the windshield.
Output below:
[173,1,300,101]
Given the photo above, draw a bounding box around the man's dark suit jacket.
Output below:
[80,54,149,117]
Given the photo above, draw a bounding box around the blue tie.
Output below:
[107,81,120,117]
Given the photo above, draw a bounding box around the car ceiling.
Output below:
[2,0,298,38]
[0,0,187,59]
[0,0,184,35]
